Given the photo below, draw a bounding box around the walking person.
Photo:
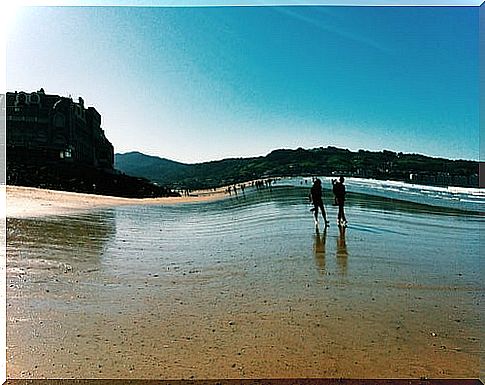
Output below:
[309,178,329,227]
[332,176,347,227]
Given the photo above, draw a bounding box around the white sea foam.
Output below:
[275,176,484,212]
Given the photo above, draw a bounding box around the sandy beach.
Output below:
[5,184,482,379]
[5,185,228,219]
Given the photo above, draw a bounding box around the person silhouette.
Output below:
[309,178,329,227]
[332,176,347,227]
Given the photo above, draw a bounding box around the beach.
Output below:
[5,183,483,379]
[5,185,228,218]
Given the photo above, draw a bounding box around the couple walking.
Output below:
[309,177,347,227]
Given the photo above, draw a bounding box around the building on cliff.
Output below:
[6,89,114,170]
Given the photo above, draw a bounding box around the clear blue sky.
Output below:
[6,5,480,163]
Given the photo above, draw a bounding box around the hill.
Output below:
[114,147,479,190]
[114,151,189,179]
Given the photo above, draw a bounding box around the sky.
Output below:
[4,4,481,163]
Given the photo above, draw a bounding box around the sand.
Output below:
[5,185,228,218]
[4,184,482,380]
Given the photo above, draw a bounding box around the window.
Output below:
[54,113,65,128]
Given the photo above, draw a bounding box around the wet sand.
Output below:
[5,185,228,218]
[5,185,483,379]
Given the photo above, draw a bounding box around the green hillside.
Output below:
[115,147,479,190]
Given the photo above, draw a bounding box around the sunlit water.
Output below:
[8,184,482,288]
[6,180,484,377]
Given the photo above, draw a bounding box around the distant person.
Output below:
[309,178,329,227]
[332,176,347,227]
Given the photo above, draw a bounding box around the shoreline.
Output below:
[5,181,481,378]
[4,185,229,219]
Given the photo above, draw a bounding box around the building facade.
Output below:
[6,89,114,169]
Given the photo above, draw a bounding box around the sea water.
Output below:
[276,176,484,213]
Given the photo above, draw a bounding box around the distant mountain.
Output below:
[115,151,190,182]
[114,147,479,189]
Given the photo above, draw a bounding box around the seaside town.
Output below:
[4,76,483,385]
[5,90,479,197]
[4,6,482,381]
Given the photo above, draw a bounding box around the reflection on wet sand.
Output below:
[336,225,348,276]
[313,226,348,277]
[313,226,327,275]
[7,209,116,273]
